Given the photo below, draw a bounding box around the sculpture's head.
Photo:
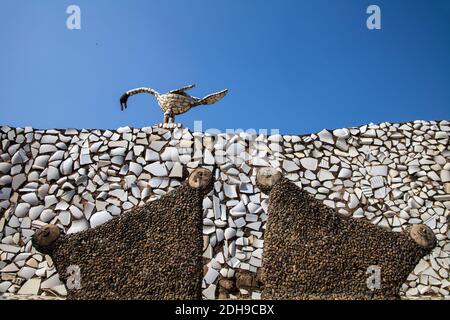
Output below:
[32,224,62,254]
[407,224,436,250]
[119,92,129,111]
[187,167,214,195]
[256,167,283,194]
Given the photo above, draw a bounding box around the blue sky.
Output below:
[1,0,449,134]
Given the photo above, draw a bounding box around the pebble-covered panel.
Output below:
[0,120,449,299]
[261,178,433,300]
[48,180,207,300]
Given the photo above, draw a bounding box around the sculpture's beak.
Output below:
[120,93,129,111]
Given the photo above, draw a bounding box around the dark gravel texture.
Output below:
[261,178,434,300]
[38,179,212,300]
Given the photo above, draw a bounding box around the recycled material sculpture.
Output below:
[120,85,228,125]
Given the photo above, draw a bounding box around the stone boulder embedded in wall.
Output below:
[32,168,213,300]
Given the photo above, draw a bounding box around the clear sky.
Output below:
[1,0,449,134]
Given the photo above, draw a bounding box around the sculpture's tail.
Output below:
[120,87,160,111]
[196,89,228,106]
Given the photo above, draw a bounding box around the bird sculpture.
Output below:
[120,84,228,125]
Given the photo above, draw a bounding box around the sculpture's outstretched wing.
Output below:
[169,84,196,95]
[198,89,228,105]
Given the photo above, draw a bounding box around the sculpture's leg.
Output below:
[162,110,175,127]
[163,111,170,125]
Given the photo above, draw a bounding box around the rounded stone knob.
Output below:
[256,167,282,191]
[188,168,213,190]
[408,224,436,249]
[32,224,61,254]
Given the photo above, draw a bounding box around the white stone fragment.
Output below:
[204,268,220,284]
[67,219,90,234]
[408,197,423,209]
[144,162,168,176]
[374,187,387,199]
[0,244,20,253]
[17,278,41,295]
[441,170,450,183]
[202,284,216,300]
[333,128,350,139]
[161,147,179,162]
[318,129,334,144]
[145,149,160,161]
[22,193,39,206]
[149,140,167,152]
[69,205,84,219]
[282,160,300,172]
[41,274,63,289]
[40,209,56,222]
[0,281,11,293]
[370,176,384,189]
[60,158,73,175]
[224,228,236,240]
[129,162,142,176]
[47,166,60,181]
[252,292,261,300]
[317,169,334,181]
[338,168,352,179]
[413,260,430,274]
[12,174,26,190]
[17,266,36,279]
[29,206,44,220]
[169,162,183,178]
[0,162,12,173]
[15,203,30,218]
[234,217,246,228]
[226,143,245,156]
[80,151,92,166]
[58,211,71,226]
[204,149,215,164]
[368,165,388,176]
[230,201,246,217]
[224,184,238,198]
[90,211,113,228]
[300,158,318,171]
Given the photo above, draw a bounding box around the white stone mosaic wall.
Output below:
[0,120,449,299]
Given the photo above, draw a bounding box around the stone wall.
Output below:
[0,120,449,299]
